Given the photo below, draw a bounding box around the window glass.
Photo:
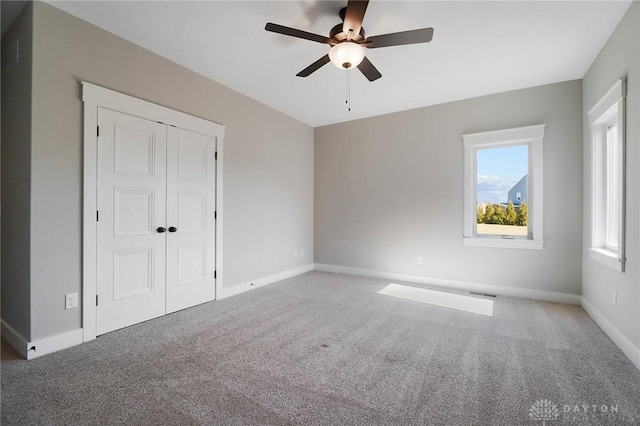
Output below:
[605,122,619,249]
[476,145,528,236]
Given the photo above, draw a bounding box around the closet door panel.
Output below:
[96,108,167,335]
[166,127,217,313]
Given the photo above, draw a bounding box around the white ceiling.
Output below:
[46,1,631,127]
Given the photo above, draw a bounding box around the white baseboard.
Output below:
[3,264,314,359]
[1,320,29,358]
[581,297,640,370]
[25,328,84,360]
[218,264,314,300]
[313,263,582,305]
[1,320,84,360]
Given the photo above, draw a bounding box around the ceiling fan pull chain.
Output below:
[349,70,351,111]
[346,69,351,112]
[345,69,349,111]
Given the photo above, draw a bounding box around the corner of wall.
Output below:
[1,0,33,343]
[1,320,29,358]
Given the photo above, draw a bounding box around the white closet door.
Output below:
[96,108,167,335]
[165,126,217,313]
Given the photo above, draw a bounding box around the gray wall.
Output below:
[315,80,583,295]
[1,2,33,340]
[26,2,313,340]
[582,2,640,349]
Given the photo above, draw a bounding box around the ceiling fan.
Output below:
[265,0,434,82]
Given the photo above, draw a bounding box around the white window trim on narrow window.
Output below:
[588,77,626,272]
[463,124,545,250]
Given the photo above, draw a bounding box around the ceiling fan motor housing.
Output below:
[330,23,365,43]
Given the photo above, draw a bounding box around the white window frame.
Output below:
[463,124,544,250]
[588,78,626,272]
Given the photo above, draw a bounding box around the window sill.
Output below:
[463,237,544,250]
[589,248,624,272]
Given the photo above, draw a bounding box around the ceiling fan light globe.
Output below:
[329,42,365,69]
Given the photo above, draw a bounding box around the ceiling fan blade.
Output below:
[342,1,369,37]
[364,28,434,49]
[296,55,331,77]
[357,56,381,82]
[265,22,330,44]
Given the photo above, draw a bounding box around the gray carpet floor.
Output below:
[2,271,640,425]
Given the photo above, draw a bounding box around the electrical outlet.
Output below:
[294,249,298,258]
[65,293,78,310]
[417,256,424,265]
[612,290,617,306]
[300,249,304,257]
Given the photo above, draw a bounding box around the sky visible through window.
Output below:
[477,145,528,204]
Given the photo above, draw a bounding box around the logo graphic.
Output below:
[529,399,560,425]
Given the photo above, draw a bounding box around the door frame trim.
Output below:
[82,82,225,342]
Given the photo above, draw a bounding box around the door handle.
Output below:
[168,226,177,233]
[157,227,167,233]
